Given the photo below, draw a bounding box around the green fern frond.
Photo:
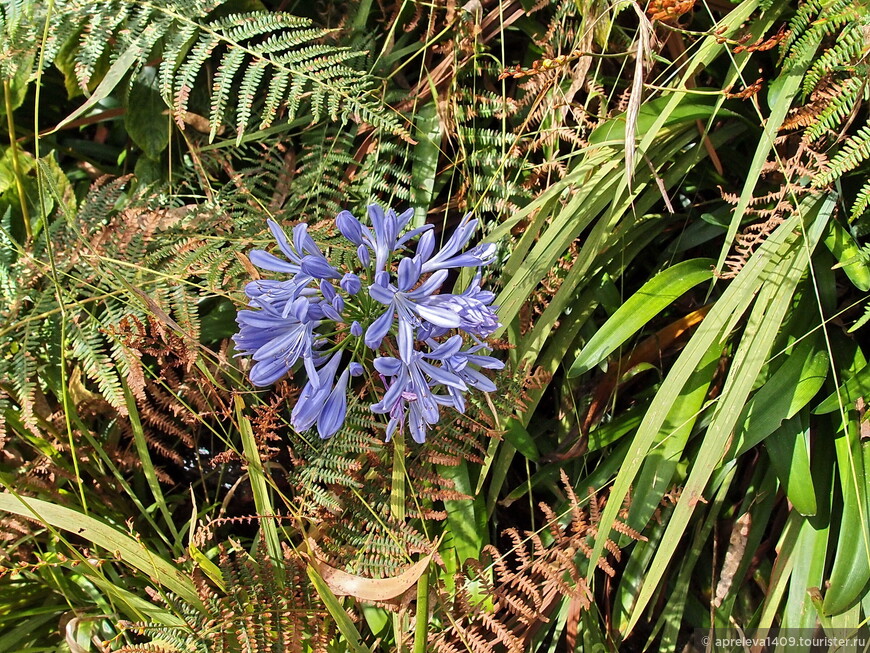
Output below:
[236,58,269,137]
[782,0,826,53]
[802,22,866,95]
[173,32,221,120]
[9,342,38,426]
[851,178,870,222]
[68,316,126,411]
[281,125,359,220]
[356,137,413,201]
[783,0,859,56]
[849,300,870,332]
[814,124,870,186]
[119,540,336,652]
[168,12,401,141]
[805,76,865,140]
[9,2,406,143]
[158,22,201,100]
[260,67,290,129]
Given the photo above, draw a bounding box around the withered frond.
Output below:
[430,473,645,652]
[117,537,335,653]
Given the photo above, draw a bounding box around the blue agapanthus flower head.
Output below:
[233,205,503,443]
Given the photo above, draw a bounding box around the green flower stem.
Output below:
[4,79,31,244]
[391,428,406,523]
[413,563,430,653]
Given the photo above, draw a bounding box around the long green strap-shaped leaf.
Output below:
[494,157,622,332]
[626,342,721,532]
[779,434,834,629]
[235,395,282,566]
[638,464,737,649]
[485,148,612,244]
[715,2,820,271]
[0,493,201,609]
[409,101,442,229]
[732,334,829,457]
[757,510,804,628]
[823,418,870,614]
[53,42,142,132]
[568,258,714,377]
[621,196,832,634]
[785,499,831,628]
[123,382,180,541]
[584,195,833,632]
[588,95,739,146]
[631,0,766,171]
[814,360,870,414]
[824,218,870,291]
[521,122,743,371]
[586,212,800,590]
[440,459,486,568]
[307,565,371,653]
[766,412,817,517]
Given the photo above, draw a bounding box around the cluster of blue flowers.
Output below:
[233,205,503,444]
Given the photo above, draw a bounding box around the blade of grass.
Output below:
[234,394,282,566]
[440,459,486,568]
[766,412,817,516]
[307,564,371,653]
[715,6,821,271]
[122,381,179,541]
[569,258,714,377]
[623,196,832,634]
[0,492,201,608]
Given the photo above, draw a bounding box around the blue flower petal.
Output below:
[320,301,342,321]
[249,250,302,274]
[397,257,419,292]
[406,269,449,299]
[463,367,497,392]
[365,308,394,349]
[319,280,336,301]
[374,357,402,376]
[408,404,428,443]
[357,244,371,267]
[414,230,435,264]
[416,302,462,328]
[340,273,361,295]
[249,357,291,386]
[301,254,340,279]
[368,281,395,305]
[367,204,386,236]
[317,367,351,438]
[419,359,467,390]
[336,210,364,245]
[424,334,464,359]
[396,224,433,250]
[293,223,320,256]
[267,219,300,262]
[398,317,415,363]
[395,207,414,232]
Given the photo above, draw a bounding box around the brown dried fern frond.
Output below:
[430,472,646,652]
[719,138,827,278]
[781,75,840,131]
[109,315,234,484]
[117,538,335,653]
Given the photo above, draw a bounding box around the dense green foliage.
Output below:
[1,0,869,650]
